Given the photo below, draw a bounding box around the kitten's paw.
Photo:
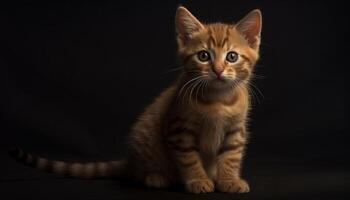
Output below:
[145,173,170,188]
[216,179,250,193]
[185,179,215,193]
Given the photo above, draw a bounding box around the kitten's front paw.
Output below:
[216,179,250,193]
[185,179,215,193]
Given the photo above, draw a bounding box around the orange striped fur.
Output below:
[9,147,127,179]
[10,6,262,193]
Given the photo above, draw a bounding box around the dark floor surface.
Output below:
[1,150,349,200]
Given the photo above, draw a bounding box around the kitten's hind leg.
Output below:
[145,173,170,188]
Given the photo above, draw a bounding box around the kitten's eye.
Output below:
[197,50,211,62]
[226,51,239,63]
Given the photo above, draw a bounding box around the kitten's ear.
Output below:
[236,9,262,50]
[175,6,204,41]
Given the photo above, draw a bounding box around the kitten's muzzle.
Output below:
[212,66,224,78]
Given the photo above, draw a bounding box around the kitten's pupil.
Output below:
[197,50,210,62]
[226,51,238,63]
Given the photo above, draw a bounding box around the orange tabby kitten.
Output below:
[10,6,262,193]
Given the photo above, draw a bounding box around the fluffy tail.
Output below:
[9,147,128,179]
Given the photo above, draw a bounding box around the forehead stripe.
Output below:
[208,35,217,48]
[207,26,231,48]
[221,37,229,48]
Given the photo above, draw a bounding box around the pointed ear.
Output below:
[175,6,204,41]
[236,9,262,50]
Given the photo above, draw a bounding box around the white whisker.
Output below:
[177,75,207,104]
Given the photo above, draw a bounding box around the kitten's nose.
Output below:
[213,67,224,77]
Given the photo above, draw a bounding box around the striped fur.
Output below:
[9,147,127,179]
[127,7,261,193]
[10,6,262,194]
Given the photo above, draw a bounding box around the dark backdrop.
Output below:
[1,1,349,200]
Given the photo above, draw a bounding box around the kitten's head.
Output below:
[175,6,262,89]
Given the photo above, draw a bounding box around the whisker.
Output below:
[189,79,202,107]
[177,75,207,103]
[248,82,264,99]
[161,66,184,74]
[246,82,263,105]
[200,79,207,99]
[251,73,266,80]
[248,85,259,105]
[195,79,206,106]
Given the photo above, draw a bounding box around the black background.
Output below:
[1,1,349,200]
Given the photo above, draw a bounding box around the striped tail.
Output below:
[9,147,128,179]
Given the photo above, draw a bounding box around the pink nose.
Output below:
[213,67,224,77]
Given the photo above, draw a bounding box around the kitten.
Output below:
[10,6,262,193]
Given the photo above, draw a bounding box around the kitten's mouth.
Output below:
[213,76,228,83]
[216,76,227,81]
[210,77,230,87]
